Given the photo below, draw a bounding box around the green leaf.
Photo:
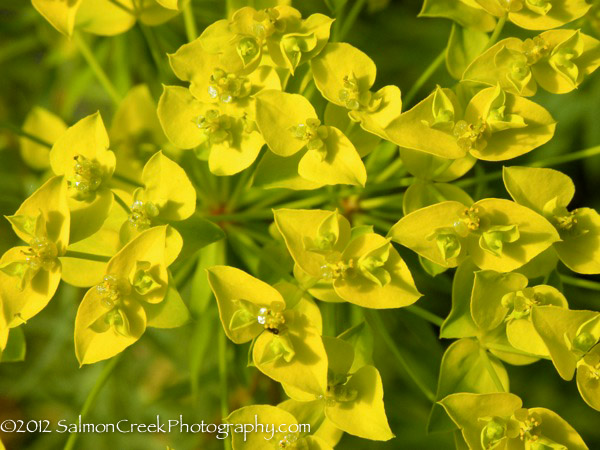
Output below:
[0,327,26,362]
[428,339,509,433]
[170,215,224,263]
[446,24,489,80]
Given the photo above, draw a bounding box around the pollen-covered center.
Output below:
[338,73,382,113]
[319,259,354,281]
[208,68,250,104]
[128,199,159,231]
[522,36,549,65]
[68,154,103,200]
[96,275,130,309]
[195,109,233,145]
[517,411,542,442]
[453,119,488,152]
[24,236,58,271]
[291,118,328,152]
[257,307,285,334]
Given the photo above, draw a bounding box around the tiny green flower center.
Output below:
[195,110,233,145]
[453,119,487,152]
[236,37,259,62]
[525,0,552,15]
[522,36,549,65]
[481,419,506,449]
[208,68,250,104]
[503,289,541,320]
[68,154,103,201]
[24,237,58,271]
[510,56,530,81]
[322,382,358,406]
[572,331,597,354]
[257,307,285,334]
[291,118,329,152]
[128,199,159,231]
[96,275,130,309]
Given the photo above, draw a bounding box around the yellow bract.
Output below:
[207,266,328,396]
[312,43,402,139]
[32,0,186,36]
[0,176,69,329]
[74,225,178,365]
[389,198,560,271]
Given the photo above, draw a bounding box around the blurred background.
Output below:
[1,0,600,448]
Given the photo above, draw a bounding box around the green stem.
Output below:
[339,0,367,41]
[359,193,404,210]
[64,354,121,450]
[364,310,436,402]
[479,347,506,392]
[485,14,507,50]
[405,305,444,327]
[183,1,198,42]
[73,33,122,106]
[560,274,600,291]
[457,145,600,188]
[205,209,273,223]
[218,329,232,450]
[107,0,136,14]
[530,145,600,168]
[63,250,111,263]
[373,155,403,184]
[485,342,547,359]
[0,122,52,148]
[111,172,144,188]
[112,192,131,213]
[139,24,167,77]
[403,49,446,108]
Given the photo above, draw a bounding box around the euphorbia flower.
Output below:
[387,85,556,161]
[469,270,567,357]
[274,209,421,308]
[207,266,328,396]
[119,151,195,244]
[440,392,587,449]
[255,90,367,187]
[532,306,600,403]
[0,176,69,329]
[49,112,116,243]
[281,337,394,441]
[463,30,600,96]
[389,198,559,272]
[226,405,335,450]
[32,0,187,37]
[74,225,184,365]
[158,86,264,175]
[199,6,332,75]
[504,166,600,274]
[473,0,591,30]
[168,39,281,119]
[311,43,402,140]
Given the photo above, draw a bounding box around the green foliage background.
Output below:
[1,0,600,449]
